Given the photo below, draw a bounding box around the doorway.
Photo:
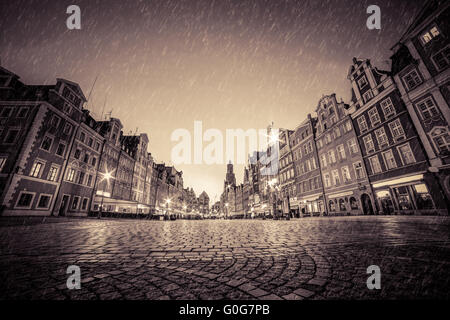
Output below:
[361,193,374,215]
[59,195,69,216]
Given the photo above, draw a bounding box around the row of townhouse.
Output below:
[229,0,449,217]
[0,65,194,216]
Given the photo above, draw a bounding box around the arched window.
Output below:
[329,200,335,211]
[350,197,358,209]
[339,199,346,211]
[430,127,450,154]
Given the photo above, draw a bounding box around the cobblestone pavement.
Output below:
[0,216,449,300]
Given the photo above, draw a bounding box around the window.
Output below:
[416,97,440,120]
[37,194,52,209]
[51,115,61,128]
[56,143,66,156]
[347,138,358,154]
[325,133,331,144]
[369,155,382,174]
[30,160,45,178]
[0,157,6,172]
[83,154,89,163]
[4,129,20,143]
[81,198,89,211]
[74,149,81,159]
[320,154,327,168]
[363,134,375,153]
[0,107,13,118]
[432,46,450,70]
[350,197,358,210]
[329,200,335,212]
[357,115,368,132]
[78,172,85,185]
[420,25,440,45]
[328,150,336,164]
[414,184,434,210]
[397,143,416,165]
[337,144,346,160]
[91,157,97,166]
[67,168,76,182]
[48,165,59,181]
[87,174,93,187]
[332,170,340,185]
[40,136,53,151]
[341,166,351,182]
[95,141,101,151]
[368,107,381,126]
[363,90,374,103]
[16,192,35,208]
[358,76,368,89]
[339,199,346,211]
[402,69,422,91]
[344,120,352,132]
[17,107,29,118]
[334,127,341,138]
[380,97,395,119]
[382,150,397,170]
[63,103,72,115]
[430,127,450,153]
[375,127,389,148]
[323,173,331,188]
[88,137,93,147]
[71,196,80,210]
[388,119,405,141]
[80,132,86,143]
[353,161,365,179]
[63,123,73,135]
[317,139,323,149]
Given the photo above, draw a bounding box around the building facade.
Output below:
[390,0,450,212]
[315,94,375,215]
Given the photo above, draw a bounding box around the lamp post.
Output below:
[98,168,114,219]
[165,198,171,220]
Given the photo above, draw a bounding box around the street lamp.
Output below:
[98,167,114,219]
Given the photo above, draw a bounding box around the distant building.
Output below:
[291,114,324,217]
[198,191,209,215]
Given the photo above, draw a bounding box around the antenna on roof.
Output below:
[85,74,98,111]
[101,96,107,120]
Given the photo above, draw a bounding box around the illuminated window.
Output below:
[353,161,365,179]
[48,165,59,181]
[30,160,45,178]
[420,25,440,45]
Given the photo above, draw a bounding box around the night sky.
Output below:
[0,0,424,201]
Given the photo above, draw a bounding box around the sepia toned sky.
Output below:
[0,0,424,201]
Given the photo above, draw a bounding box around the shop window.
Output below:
[329,200,335,212]
[414,184,434,210]
[350,197,358,210]
[394,186,413,210]
[339,199,346,211]
[376,190,395,214]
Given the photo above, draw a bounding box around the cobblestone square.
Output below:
[0,216,449,300]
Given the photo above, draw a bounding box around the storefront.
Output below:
[372,173,441,215]
[326,189,371,216]
[298,193,324,217]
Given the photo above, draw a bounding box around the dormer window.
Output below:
[358,76,368,89]
[420,25,440,45]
